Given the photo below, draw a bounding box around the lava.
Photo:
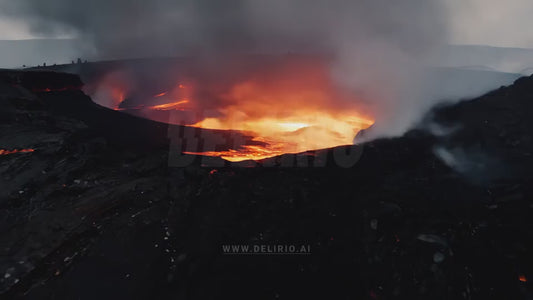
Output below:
[114,99,190,111]
[149,99,190,111]
[0,149,35,155]
[185,58,374,161]
[188,113,373,162]
[96,57,374,162]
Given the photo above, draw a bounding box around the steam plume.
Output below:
[1,0,452,139]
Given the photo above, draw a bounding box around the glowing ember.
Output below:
[154,92,167,97]
[0,149,35,155]
[519,275,527,282]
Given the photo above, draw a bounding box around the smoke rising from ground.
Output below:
[1,0,453,138]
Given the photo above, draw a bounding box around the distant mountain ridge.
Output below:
[0,39,90,69]
[2,40,533,74]
[434,45,533,75]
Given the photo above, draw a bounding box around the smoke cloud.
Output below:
[0,0,453,139]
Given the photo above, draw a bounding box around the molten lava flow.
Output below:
[115,84,192,112]
[149,99,190,111]
[114,99,190,111]
[94,57,374,162]
[183,58,374,162]
[114,104,145,111]
[188,113,373,162]
[0,149,35,155]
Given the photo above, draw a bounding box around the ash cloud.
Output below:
[0,0,452,139]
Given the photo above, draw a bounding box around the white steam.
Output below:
[1,0,519,140]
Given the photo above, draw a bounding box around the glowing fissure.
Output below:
[0,149,35,155]
[150,99,190,111]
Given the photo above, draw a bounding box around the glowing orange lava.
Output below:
[149,99,190,111]
[0,149,35,155]
[188,113,373,162]
[183,59,374,161]
[101,58,374,162]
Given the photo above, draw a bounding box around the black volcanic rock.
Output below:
[431,75,533,180]
[0,71,532,299]
[0,70,83,92]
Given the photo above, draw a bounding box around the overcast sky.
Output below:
[1,0,533,71]
[0,0,531,48]
[444,0,533,48]
[0,0,530,140]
